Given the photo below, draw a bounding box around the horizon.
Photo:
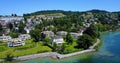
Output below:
[1,9,119,16]
[0,0,120,16]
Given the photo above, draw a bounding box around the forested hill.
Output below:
[23,9,120,16]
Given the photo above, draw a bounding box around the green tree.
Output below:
[40,33,46,41]
[66,33,73,44]
[29,29,41,42]
[52,43,57,52]
[60,44,66,54]
[0,23,3,31]
[84,24,99,38]
[7,23,13,30]
[11,14,17,17]
[9,32,18,38]
[43,37,51,45]
[77,34,93,49]
[5,50,14,61]
[18,22,26,33]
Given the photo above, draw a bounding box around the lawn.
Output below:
[62,39,83,54]
[0,39,52,58]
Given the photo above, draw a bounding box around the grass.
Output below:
[0,39,52,58]
[63,40,83,54]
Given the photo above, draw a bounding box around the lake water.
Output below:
[17,32,120,63]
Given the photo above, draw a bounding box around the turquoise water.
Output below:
[17,32,120,63]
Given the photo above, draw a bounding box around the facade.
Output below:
[0,16,24,22]
[83,23,91,28]
[0,35,12,41]
[51,36,64,45]
[8,42,25,47]
[8,38,25,47]
[24,23,35,34]
[18,34,31,41]
[78,29,84,36]
[56,31,67,37]
[70,32,82,39]
[42,31,54,37]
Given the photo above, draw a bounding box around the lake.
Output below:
[17,32,120,63]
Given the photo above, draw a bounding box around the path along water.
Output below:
[17,32,120,63]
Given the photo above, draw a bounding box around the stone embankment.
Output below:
[14,39,100,61]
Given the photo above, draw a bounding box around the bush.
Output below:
[0,46,6,52]
[5,51,14,61]
[9,32,18,38]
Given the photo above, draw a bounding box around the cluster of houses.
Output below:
[0,15,85,47]
[0,30,84,47]
[25,15,64,33]
[0,34,31,47]
[42,30,84,45]
[0,16,24,27]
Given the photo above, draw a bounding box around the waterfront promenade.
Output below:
[14,39,100,61]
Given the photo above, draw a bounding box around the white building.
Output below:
[83,23,91,28]
[78,29,84,36]
[70,32,83,39]
[8,42,25,47]
[18,34,31,41]
[8,38,25,47]
[0,16,24,22]
[51,36,64,45]
[0,35,12,41]
[56,31,67,37]
[42,31,54,37]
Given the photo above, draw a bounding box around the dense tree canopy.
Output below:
[9,32,18,38]
[7,23,13,30]
[77,34,93,49]
[29,29,41,42]
[66,33,73,44]
[18,22,26,33]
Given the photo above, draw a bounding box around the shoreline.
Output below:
[13,39,100,61]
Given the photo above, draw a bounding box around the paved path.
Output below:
[14,39,100,61]
[57,49,95,59]
[89,39,100,49]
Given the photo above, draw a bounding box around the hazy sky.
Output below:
[0,0,120,15]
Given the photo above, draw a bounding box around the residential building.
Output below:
[8,38,25,47]
[18,34,31,41]
[56,31,67,37]
[0,35,12,41]
[78,29,84,36]
[0,16,24,22]
[42,31,54,37]
[51,36,64,45]
[70,32,81,39]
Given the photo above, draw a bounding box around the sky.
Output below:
[0,0,120,16]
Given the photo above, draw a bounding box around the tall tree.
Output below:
[40,33,46,41]
[66,33,73,44]
[29,29,41,42]
[7,23,13,30]
[11,14,17,17]
[9,32,18,38]
[18,22,26,33]
[0,23,2,31]
[77,34,93,49]
[84,24,99,38]
[43,37,51,45]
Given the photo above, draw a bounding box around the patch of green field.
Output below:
[0,39,52,58]
[63,40,83,54]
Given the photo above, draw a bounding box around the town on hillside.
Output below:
[0,10,120,60]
